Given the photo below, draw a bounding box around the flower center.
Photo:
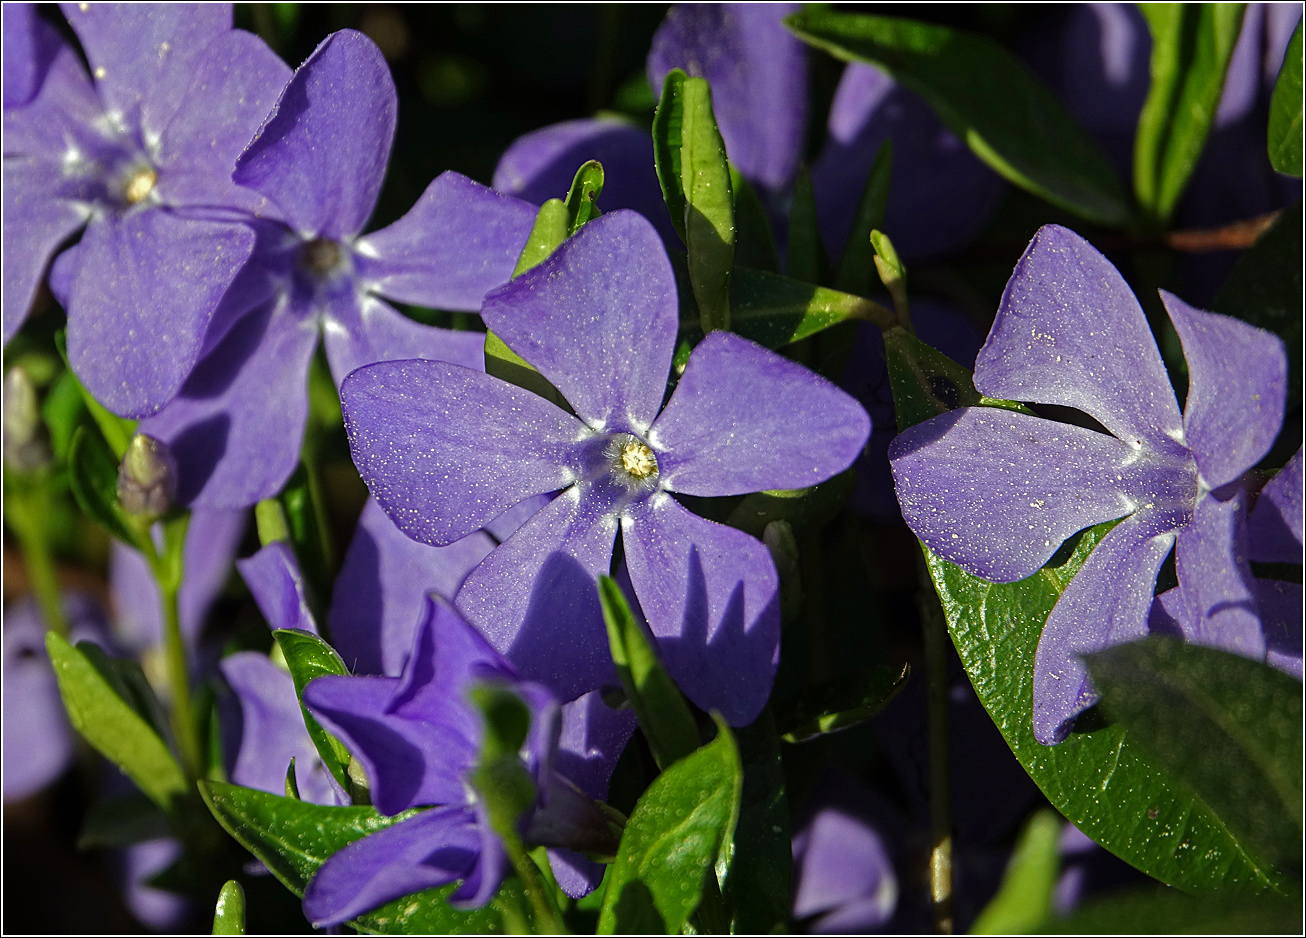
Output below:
[123,167,157,204]
[605,433,659,491]
[300,237,343,276]
[621,441,657,479]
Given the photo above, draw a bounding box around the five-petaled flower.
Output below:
[889,224,1291,745]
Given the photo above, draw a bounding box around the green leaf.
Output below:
[1214,201,1302,409]
[653,68,735,332]
[271,630,352,792]
[212,880,246,935]
[200,782,503,933]
[565,160,605,234]
[833,140,893,297]
[787,166,828,285]
[786,9,1132,227]
[1040,886,1302,935]
[724,469,855,538]
[883,326,1027,430]
[719,712,790,934]
[41,368,88,463]
[512,198,569,277]
[1087,638,1303,869]
[1269,19,1303,176]
[970,809,1063,934]
[53,330,136,458]
[598,575,700,770]
[730,165,779,272]
[887,340,1292,896]
[483,330,571,411]
[775,662,910,743]
[1134,4,1247,225]
[77,639,173,746]
[78,791,172,849]
[277,463,332,614]
[67,425,143,548]
[46,633,187,812]
[285,759,302,800]
[598,718,743,935]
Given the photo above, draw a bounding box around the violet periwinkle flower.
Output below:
[340,210,870,725]
[137,29,536,509]
[889,224,1291,745]
[299,596,627,925]
[3,4,291,416]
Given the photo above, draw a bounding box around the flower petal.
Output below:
[341,359,588,546]
[66,211,256,417]
[812,63,1005,262]
[651,330,870,496]
[302,805,480,927]
[3,600,74,800]
[233,29,394,238]
[1173,488,1264,659]
[1249,446,1304,563]
[479,210,678,434]
[141,299,318,509]
[322,294,485,387]
[2,161,88,344]
[974,225,1184,452]
[622,494,780,726]
[355,171,536,311]
[3,3,64,110]
[1033,511,1178,745]
[1163,291,1287,489]
[59,2,232,140]
[890,407,1146,583]
[329,497,496,676]
[237,542,319,635]
[456,484,620,703]
[1258,580,1304,680]
[647,3,807,192]
[2,29,101,159]
[492,119,678,245]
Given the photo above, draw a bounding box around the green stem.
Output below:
[501,829,565,934]
[158,572,201,780]
[916,550,954,934]
[11,483,69,636]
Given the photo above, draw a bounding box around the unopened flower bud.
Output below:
[117,433,177,516]
[3,367,51,473]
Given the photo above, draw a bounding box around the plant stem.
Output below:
[10,483,69,636]
[501,829,565,934]
[916,549,954,934]
[158,572,201,780]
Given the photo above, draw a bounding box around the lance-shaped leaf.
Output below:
[46,633,187,812]
[565,160,605,235]
[653,69,735,332]
[787,166,828,286]
[1269,19,1303,177]
[200,781,505,934]
[212,880,246,936]
[1134,4,1247,226]
[833,140,893,297]
[970,809,1062,935]
[775,662,910,743]
[730,166,778,272]
[785,9,1132,227]
[1086,638,1303,869]
[599,575,700,771]
[885,339,1294,896]
[598,718,743,935]
[272,629,351,792]
[68,425,145,549]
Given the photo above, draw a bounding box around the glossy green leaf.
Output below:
[787,166,828,285]
[1214,201,1302,409]
[599,576,700,770]
[730,165,779,272]
[883,326,1027,431]
[719,712,790,934]
[47,633,187,812]
[67,425,142,548]
[833,140,892,297]
[212,880,246,935]
[77,791,171,849]
[200,781,503,933]
[598,719,743,935]
[786,9,1131,227]
[970,809,1062,934]
[775,662,910,743]
[653,68,735,332]
[77,638,172,745]
[565,160,605,234]
[1269,19,1303,176]
[1134,4,1246,225]
[1040,886,1301,934]
[272,629,352,792]
[511,198,568,277]
[1087,638,1303,869]
[53,330,136,459]
[887,339,1292,896]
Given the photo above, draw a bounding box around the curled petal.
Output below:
[237,542,318,635]
[622,494,780,726]
[1249,446,1304,563]
[651,330,869,497]
[975,225,1183,452]
[890,407,1145,583]
[1033,511,1178,745]
[1164,291,1287,489]
[479,210,678,434]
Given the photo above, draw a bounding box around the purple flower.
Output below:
[137,29,536,509]
[3,4,291,416]
[300,596,630,925]
[889,224,1290,744]
[340,210,869,725]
